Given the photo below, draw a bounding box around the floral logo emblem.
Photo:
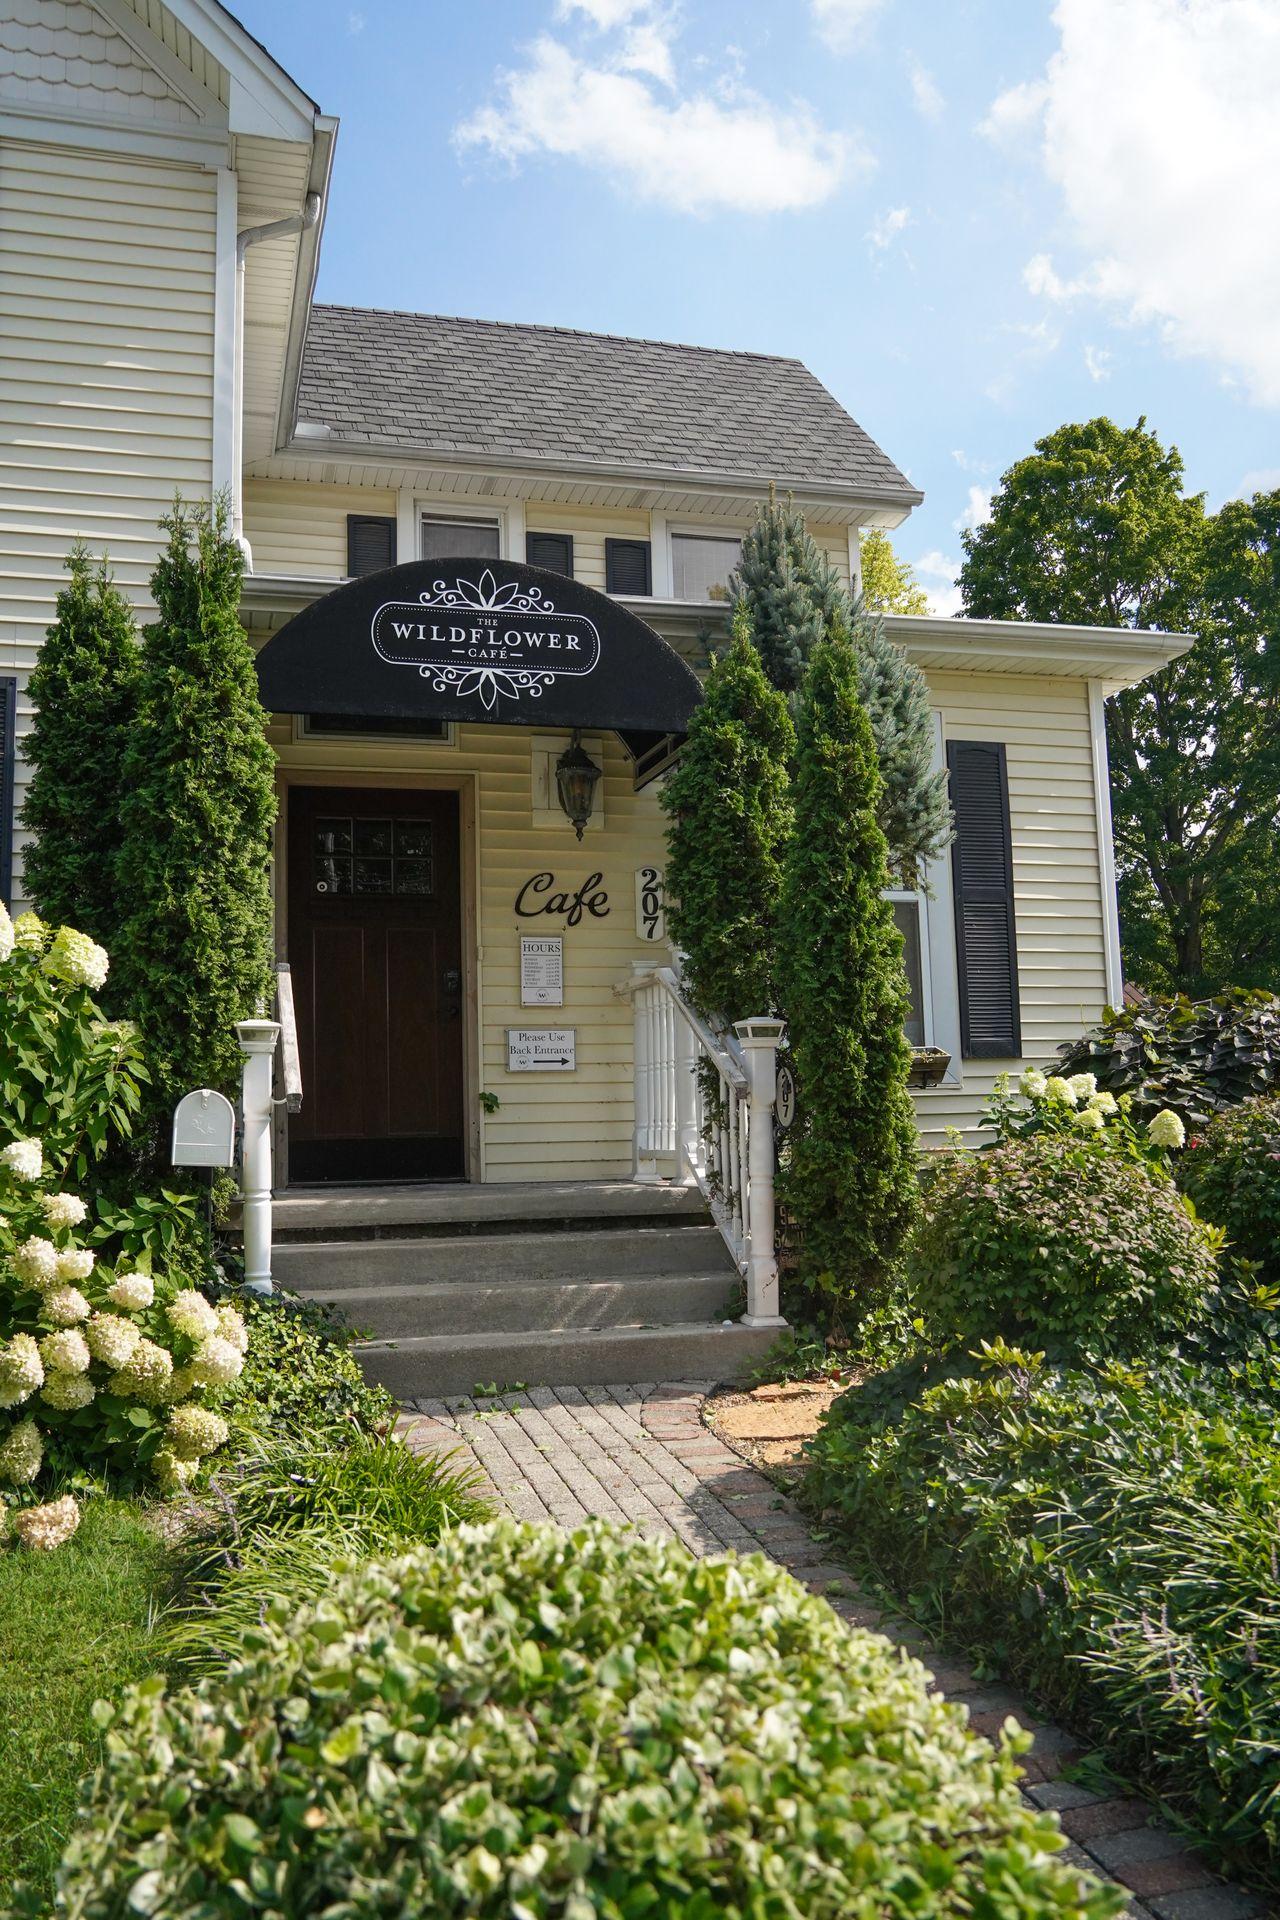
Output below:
[371,570,601,713]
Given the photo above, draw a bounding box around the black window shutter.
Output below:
[605,538,651,596]
[947,740,1021,1058]
[526,531,574,577]
[0,676,15,910]
[346,515,397,578]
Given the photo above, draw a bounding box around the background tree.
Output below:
[959,418,1280,995]
[732,494,951,882]
[22,545,141,947]
[776,624,919,1316]
[859,529,929,614]
[662,609,794,1023]
[115,498,276,1110]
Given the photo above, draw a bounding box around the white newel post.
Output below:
[236,1018,281,1294]
[732,1017,788,1328]
[631,961,660,1183]
[674,1009,699,1184]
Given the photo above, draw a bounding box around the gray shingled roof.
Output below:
[296,306,920,501]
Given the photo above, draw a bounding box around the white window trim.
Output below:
[665,519,746,604]
[884,887,934,1049]
[883,710,964,1087]
[1088,680,1125,1010]
[415,501,514,561]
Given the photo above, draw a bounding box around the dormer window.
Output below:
[671,532,742,603]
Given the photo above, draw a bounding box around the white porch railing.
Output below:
[617,962,786,1328]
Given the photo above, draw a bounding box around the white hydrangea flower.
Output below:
[13,1236,58,1289]
[40,1369,96,1412]
[39,1327,90,1376]
[1088,1090,1118,1114]
[1018,1068,1048,1099]
[42,925,109,992]
[189,1335,244,1387]
[0,902,13,964]
[44,1285,91,1326]
[107,1271,154,1313]
[1,1138,43,1183]
[1068,1072,1098,1100]
[13,1493,80,1551]
[0,1333,45,1409]
[1148,1108,1187,1150]
[152,1445,197,1491]
[167,1290,219,1341]
[167,1402,229,1461]
[1044,1076,1079,1108]
[56,1247,94,1283]
[110,1337,174,1405]
[0,1416,43,1484]
[214,1303,249,1355]
[85,1312,141,1370]
[40,1192,87,1229]
[12,912,47,953]
[1075,1106,1106,1132]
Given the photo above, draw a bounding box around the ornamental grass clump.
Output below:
[910,1131,1219,1355]
[65,1518,1121,1919]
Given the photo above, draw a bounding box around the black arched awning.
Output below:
[255,558,703,781]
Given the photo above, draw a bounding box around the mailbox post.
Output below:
[236,1018,280,1295]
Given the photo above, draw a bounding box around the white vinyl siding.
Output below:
[0,137,217,900]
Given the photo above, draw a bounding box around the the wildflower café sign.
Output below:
[255,558,703,752]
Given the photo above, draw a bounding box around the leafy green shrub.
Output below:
[64,1519,1120,1919]
[1181,1095,1280,1288]
[167,1432,490,1674]
[804,1348,1280,1890]
[910,1133,1219,1354]
[227,1290,395,1445]
[985,1067,1186,1169]
[1057,989,1280,1124]
[0,914,242,1504]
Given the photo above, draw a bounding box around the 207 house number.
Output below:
[514,871,610,927]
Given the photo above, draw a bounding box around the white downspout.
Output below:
[233,192,322,566]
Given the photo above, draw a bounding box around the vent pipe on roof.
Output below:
[232,192,322,565]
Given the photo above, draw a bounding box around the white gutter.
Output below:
[232,192,322,562]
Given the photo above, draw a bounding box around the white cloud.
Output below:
[954,485,993,533]
[867,204,910,250]
[811,0,887,52]
[617,20,675,82]
[557,0,650,25]
[347,8,364,31]
[1083,343,1112,382]
[1232,467,1280,499]
[908,60,943,120]
[988,0,1280,406]
[914,549,964,618]
[455,30,859,215]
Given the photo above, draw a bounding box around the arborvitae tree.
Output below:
[662,608,794,1023]
[22,544,141,944]
[732,493,950,882]
[776,623,919,1316]
[115,498,276,1109]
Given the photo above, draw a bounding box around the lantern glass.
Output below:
[555,732,603,840]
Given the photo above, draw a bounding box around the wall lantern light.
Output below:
[555,731,603,840]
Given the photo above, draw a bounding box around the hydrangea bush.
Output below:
[0,908,245,1519]
[61,1520,1122,1919]
[986,1067,1187,1168]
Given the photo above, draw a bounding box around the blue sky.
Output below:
[253,0,1278,612]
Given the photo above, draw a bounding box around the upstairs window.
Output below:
[671,532,742,603]
[421,515,500,563]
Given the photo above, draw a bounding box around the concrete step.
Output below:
[273,1179,706,1243]
[357,1321,779,1398]
[273,1224,733,1293]
[296,1272,738,1339]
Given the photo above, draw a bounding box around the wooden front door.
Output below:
[287,787,465,1183]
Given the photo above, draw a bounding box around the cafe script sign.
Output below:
[254,557,704,744]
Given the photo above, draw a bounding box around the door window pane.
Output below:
[309,816,434,897]
[892,899,927,1047]
[671,533,742,603]
[421,516,501,562]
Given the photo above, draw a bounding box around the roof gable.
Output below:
[296,306,919,504]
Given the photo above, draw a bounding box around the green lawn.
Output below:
[1,1497,170,1908]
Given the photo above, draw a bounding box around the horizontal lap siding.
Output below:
[244,480,397,575]
[915,673,1107,1148]
[0,139,216,900]
[270,720,667,1182]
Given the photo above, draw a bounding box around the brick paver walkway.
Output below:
[398,1381,1268,1920]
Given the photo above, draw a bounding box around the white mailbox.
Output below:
[171,1088,237,1168]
